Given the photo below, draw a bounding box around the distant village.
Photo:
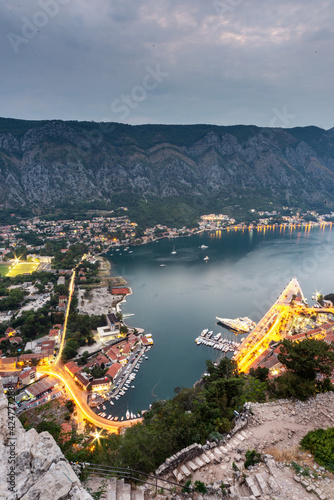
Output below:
[1,206,333,261]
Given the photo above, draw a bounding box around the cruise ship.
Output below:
[216,316,256,333]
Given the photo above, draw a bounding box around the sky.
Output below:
[1,0,334,129]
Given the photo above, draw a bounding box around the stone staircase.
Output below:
[171,429,254,483]
[85,476,148,500]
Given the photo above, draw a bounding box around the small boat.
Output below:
[129,251,133,254]
[121,416,124,421]
[200,245,208,249]
[126,409,130,419]
[203,256,209,261]
[160,263,167,267]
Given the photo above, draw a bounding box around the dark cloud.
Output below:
[1,0,334,128]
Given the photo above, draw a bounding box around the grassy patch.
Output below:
[300,428,334,473]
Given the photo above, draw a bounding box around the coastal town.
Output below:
[0,207,334,262]
[0,206,334,440]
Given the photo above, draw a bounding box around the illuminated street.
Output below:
[233,278,334,373]
[38,257,142,433]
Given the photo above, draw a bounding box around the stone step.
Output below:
[131,486,145,500]
[206,450,219,463]
[117,480,131,500]
[245,476,261,498]
[116,478,125,500]
[122,482,131,500]
[200,453,211,464]
[212,447,223,461]
[106,477,117,500]
[172,469,183,482]
[218,445,228,454]
[226,439,239,450]
[186,460,198,472]
[180,464,191,477]
[235,433,245,441]
[255,473,268,495]
[194,456,205,468]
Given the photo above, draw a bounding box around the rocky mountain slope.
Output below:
[1,117,334,212]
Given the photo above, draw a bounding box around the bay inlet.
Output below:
[103,226,334,417]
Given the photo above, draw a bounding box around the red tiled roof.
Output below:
[95,354,109,366]
[106,350,118,362]
[106,363,122,380]
[65,361,81,375]
[111,288,129,295]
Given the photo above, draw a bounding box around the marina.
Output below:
[195,330,240,352]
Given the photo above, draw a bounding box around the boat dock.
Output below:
[195,332,240,353]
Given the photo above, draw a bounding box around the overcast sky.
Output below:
[1,0,334,128]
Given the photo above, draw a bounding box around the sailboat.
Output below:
[203,256,209,261]
[160,261,167,267]
[171,245,177,255]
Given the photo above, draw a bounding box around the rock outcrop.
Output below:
[0,380,92,500]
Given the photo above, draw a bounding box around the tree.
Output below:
[277,338,334,381]
[249,366,269,382]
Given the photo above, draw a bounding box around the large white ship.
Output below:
[216,316,256,333]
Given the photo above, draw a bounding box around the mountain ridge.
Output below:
[1,117,334,217]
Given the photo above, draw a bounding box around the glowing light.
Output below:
[93,430,103,441]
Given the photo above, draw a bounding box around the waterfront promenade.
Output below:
[233,278,304,372]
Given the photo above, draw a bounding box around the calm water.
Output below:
[103,226,334,417]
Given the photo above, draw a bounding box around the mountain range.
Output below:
[1,117,334,221]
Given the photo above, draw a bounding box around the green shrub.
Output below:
[182,480,192,493]
[244,449,262,469]
[300,428,334,473]
[194,481,207,494]
[291,461,302,474]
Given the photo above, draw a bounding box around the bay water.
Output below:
[104,226,334,417]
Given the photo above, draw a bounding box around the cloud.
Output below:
[0,0,334,128]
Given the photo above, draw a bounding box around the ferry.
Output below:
[216,316,256,333]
